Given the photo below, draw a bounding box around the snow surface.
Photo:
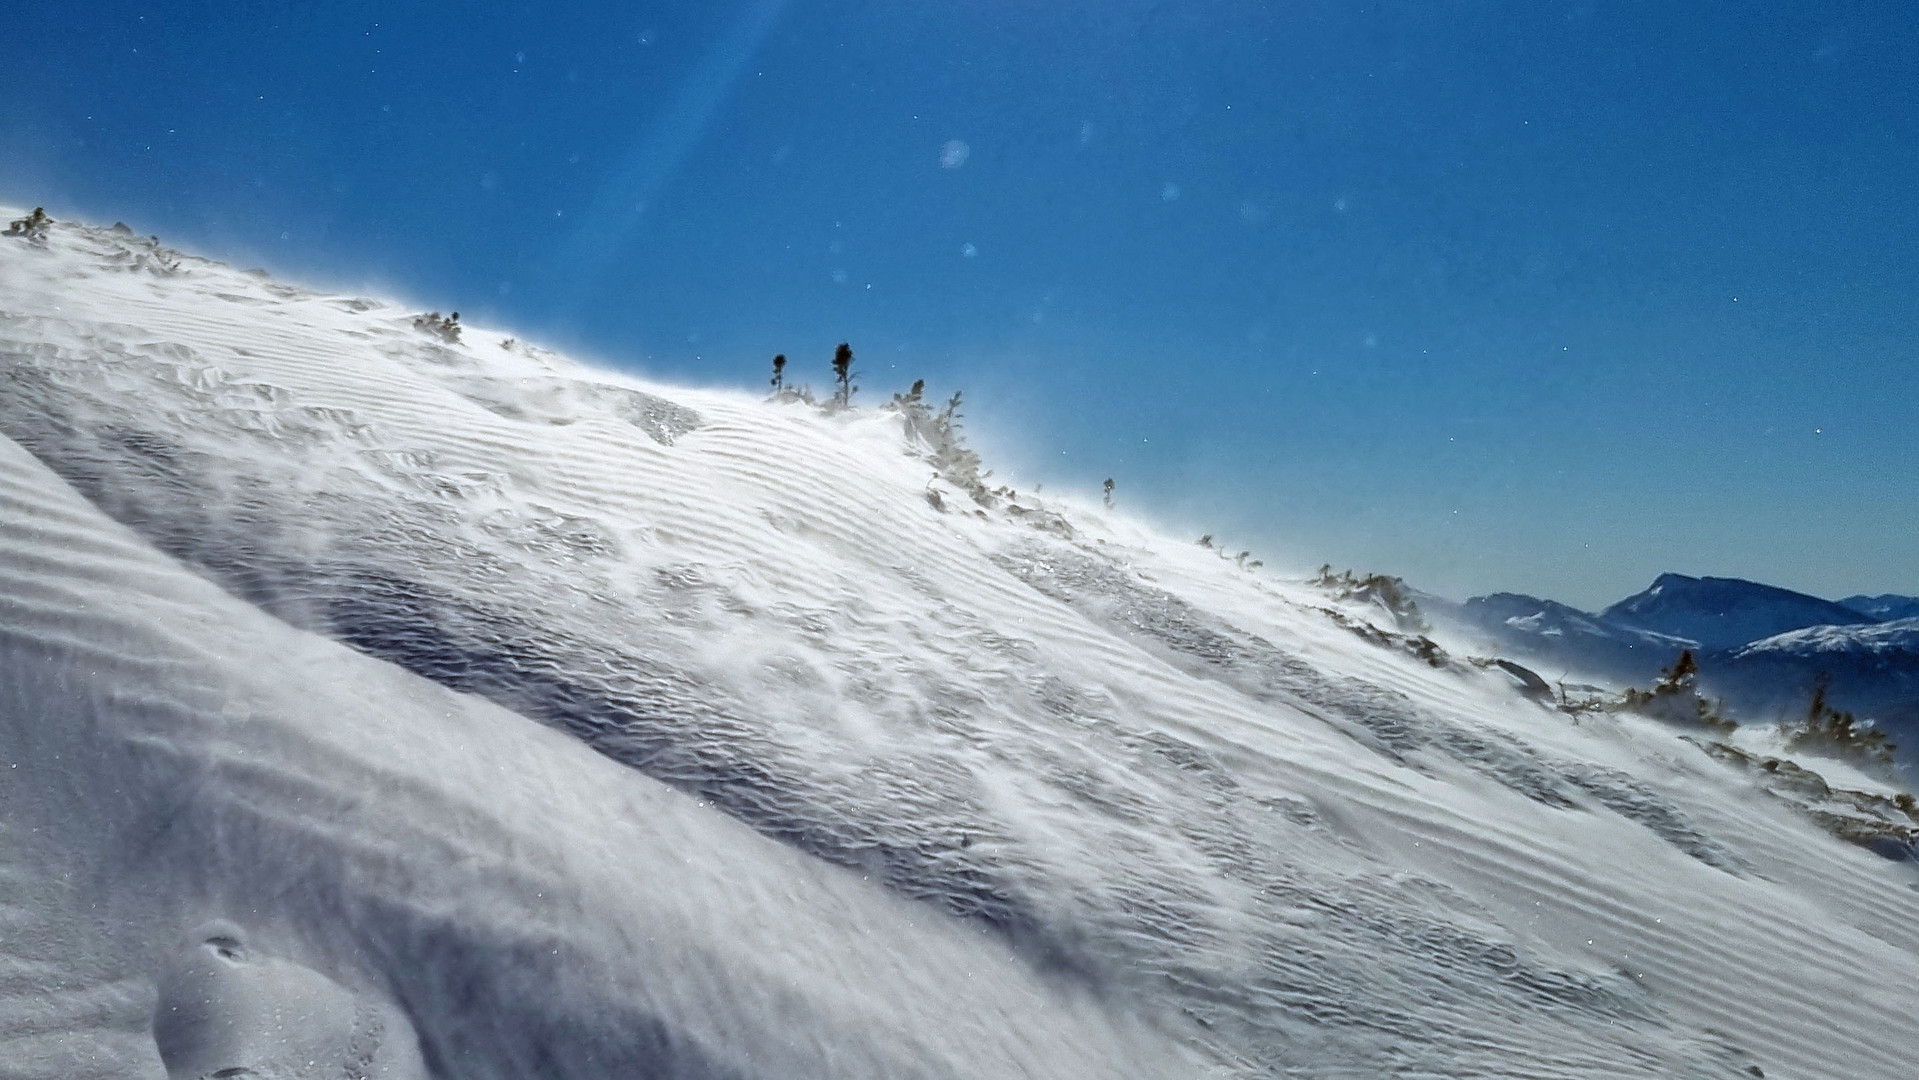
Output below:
[5,209,1919,1079]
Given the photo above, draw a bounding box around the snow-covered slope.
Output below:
[6,209,1919,1079]
[1741,619,1919,660]
[1602,573,1877,653]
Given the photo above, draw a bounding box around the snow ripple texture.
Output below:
[5,213,1919,1079]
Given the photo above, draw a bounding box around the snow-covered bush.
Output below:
[1784,674,1896,767]
[891,381,992,505]
[129,239,182,276]
[5,206,50,244]
[1311,565,1427,632]
[1616,650,1736,734]
[412,310,462,343]
[765,351,820,405]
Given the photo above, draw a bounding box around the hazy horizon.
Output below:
[6,0,1915,609]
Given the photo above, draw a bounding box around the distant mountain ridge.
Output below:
[1600,573,1878,652]
[1739,618,1919,658]
[1841,594,1919,622]
[1429,576,1919,734]
[1448,591,1691,677]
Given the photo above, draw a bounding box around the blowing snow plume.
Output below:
[4,208,1919,1079]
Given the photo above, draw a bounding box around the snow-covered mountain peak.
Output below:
[1601,572,1879,652]
[1737,617,1919,659]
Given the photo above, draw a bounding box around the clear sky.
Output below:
[5,1,1916,609]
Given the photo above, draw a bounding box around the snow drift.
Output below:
[5,209,1919,1079]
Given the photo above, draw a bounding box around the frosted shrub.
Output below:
[1785,674,1896,767]
[129,236,183,276]
[768,352,815,404]
[891,381,992,505]
[1616,650,1736,734]
[412,310,462,344]
[1312,565,1427,632]
[5,206,50,244]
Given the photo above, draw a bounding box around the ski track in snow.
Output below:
[5,211,1919,1078]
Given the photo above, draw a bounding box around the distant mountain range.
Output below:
[1600,573,1877,652]
[1841,594,1919,622]
[1424,574,1919,734]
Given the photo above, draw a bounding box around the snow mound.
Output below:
[153,922,424,1080]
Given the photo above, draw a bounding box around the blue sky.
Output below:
[5,1,1916,608]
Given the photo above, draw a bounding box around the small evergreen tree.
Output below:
[1661,649,1699,692]
[770,353,787,394]
[831,342,857,408]
[1788,673,1896,766]
[1616,648,1734,733]
[931,391,988,497]
[1102,478,1115,508]
[889,383,995,503]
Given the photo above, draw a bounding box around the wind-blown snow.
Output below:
[5,210,1919,1079]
